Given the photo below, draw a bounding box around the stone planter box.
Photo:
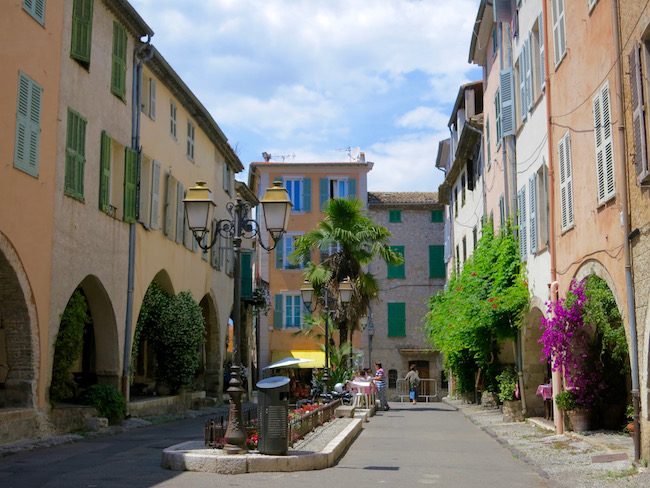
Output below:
[502,400,524,422]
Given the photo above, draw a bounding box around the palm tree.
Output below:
[292,198,402,353]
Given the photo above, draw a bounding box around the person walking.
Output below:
[404,364,420,404]
[373,362,389,411]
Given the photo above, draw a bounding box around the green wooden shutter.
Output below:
[348,178,357,199]
[431,210,443,222]
[14,73,42,177]
[111,21,127,98]
[275,237,284,268]
[428,245,445,279]
[387,302,406,337]
[65,109,86,199]
[388,210,401,223]
[123,147,137,222]
[273,294,283,329]
[387,245,405,279]
[99,131,111,212]
[240,251,253,299]
[302,177,312,212]
[319,178,328,210]
[71,0,93,65]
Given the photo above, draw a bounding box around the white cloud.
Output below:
[396,106,449,130]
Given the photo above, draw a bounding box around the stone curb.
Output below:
[161,418,363,474]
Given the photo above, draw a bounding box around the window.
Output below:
[388,210,401,223]
[455,245,460,274]
[431,210,443,222]
[170,101,177,138]
[473,226,478,250]
[559,132,574,231]
[14,72,42,177]
[593,82,615,204]
[64,108,87,200]
[71,0,93,66]
[320,241,341,262]
[461,173,466,206]
[186,121,195,160]
[551,0,566,67]
[111,21,127,99]
[428,245,445,279]
[163,172,176,239]
[150,160,161,229]
[240,251,253,299]
[387,245,405,279]
[529,174,538,254]
[486,119,491,168]
[588,0,598,12]
[123,147,137,222]
[495,90,502,143]
[629,43,650,184]
[387,302,406,337]
[491,24,498,58]
[223,163,233,195]
[499,194,506,229]
[535,13,545,92]
[453,186,458,216]
[272,294,303,329]
[99,131,112,213]
[319,177,356,209]
[23,0,45,24]
[175,180,184,243]
[517,186,527,260]
[536,163,550,249]
[462,236,467,263]
[285,178,311,212]
[275,234,304,269]
[388,369,398,389]
[141,77,156,119]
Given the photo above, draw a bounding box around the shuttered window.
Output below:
[630,44,650,184]
[431,210,443,222]
[428,245,445,279]
[150,160,161,229]
[551,0,566,67]
[538,13,545,90]
[240,251,253,299]
[176,181,185,243]
[273,294,283,329]
[123,148,137,222]
[486,119,491,167]
[524,37,533,111]
[186,121,195,160]
[387,246,405,279]
[517,187,527,261]
[495,90,502,143]
[389,210,401,223]
[99,131,112,212]
[170,101,177,138]
[593,83,615,204]
[14,72,42,177]
[500,69,515,137]
[64,109,86,200]
[23,0,46,24]
[163,173,175,239]
[558,132,574,231]
[387,302,406,337]
[70,0,93,66]
[529,174,537,254]
[111,21,127,99]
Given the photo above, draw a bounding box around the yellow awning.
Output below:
[271,350,325,368]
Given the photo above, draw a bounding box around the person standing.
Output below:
[373,362,389,411]
[404,364,420,404]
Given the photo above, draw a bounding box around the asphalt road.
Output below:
[0,402,550,488]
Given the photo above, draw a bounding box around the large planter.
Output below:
[567,408,590,433]
[502,399,524,422]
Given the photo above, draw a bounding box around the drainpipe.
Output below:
[541,0,563,435]
[122,37,153,407]
[612,0,641,462]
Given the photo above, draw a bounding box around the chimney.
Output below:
[358,152,366,163]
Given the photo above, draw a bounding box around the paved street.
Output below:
[0,402,549,488]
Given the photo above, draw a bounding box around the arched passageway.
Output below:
[199,293,221,396]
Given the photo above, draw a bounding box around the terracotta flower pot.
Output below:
[567,408,590,433]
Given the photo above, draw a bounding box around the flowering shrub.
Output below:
[539,279,602,408]
[288,403,320,421]
[246,428,259,450]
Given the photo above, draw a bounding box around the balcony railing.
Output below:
[395,379,439,402]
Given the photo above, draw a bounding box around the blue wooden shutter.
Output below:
[14,73,42,177]
[273,294,283,329]
[387,302,406,337]
[348,178,357,199]
[500,69,515,136]
[319,178,328,210]
[99,131,111,212]
[123,148,138,222]
[23,0,46,24]
[303,177,312,212]
[529,174,537,254]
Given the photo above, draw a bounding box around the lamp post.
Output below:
[300,277,353,394]
[184,180,291,454]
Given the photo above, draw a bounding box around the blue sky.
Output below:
[130,0,482,191]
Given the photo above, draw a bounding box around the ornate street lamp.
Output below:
[300,277,353,394]
[184,180,291,454]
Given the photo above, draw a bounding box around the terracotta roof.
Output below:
[368,192,440,207]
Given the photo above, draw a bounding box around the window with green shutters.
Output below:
[123,147,137,222]
[388,210,401,223]
[23,0,46,24]
[99,131,112,212]
[387,302,406,337]
[428,245,445,279]
[387,245,405,279]
[70,0,93,66]
[240,251,253,299]
[64,109,87,200]
[431,210,443,223]
[14,72,42,177]
[111,21,127,99]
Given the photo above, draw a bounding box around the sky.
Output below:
[129,0,482,192]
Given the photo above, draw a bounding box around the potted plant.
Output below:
[555,390,590,432]
[497,368,523,422]
[624,404,634,436]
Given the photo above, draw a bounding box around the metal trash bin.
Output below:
[256,376,290,455]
